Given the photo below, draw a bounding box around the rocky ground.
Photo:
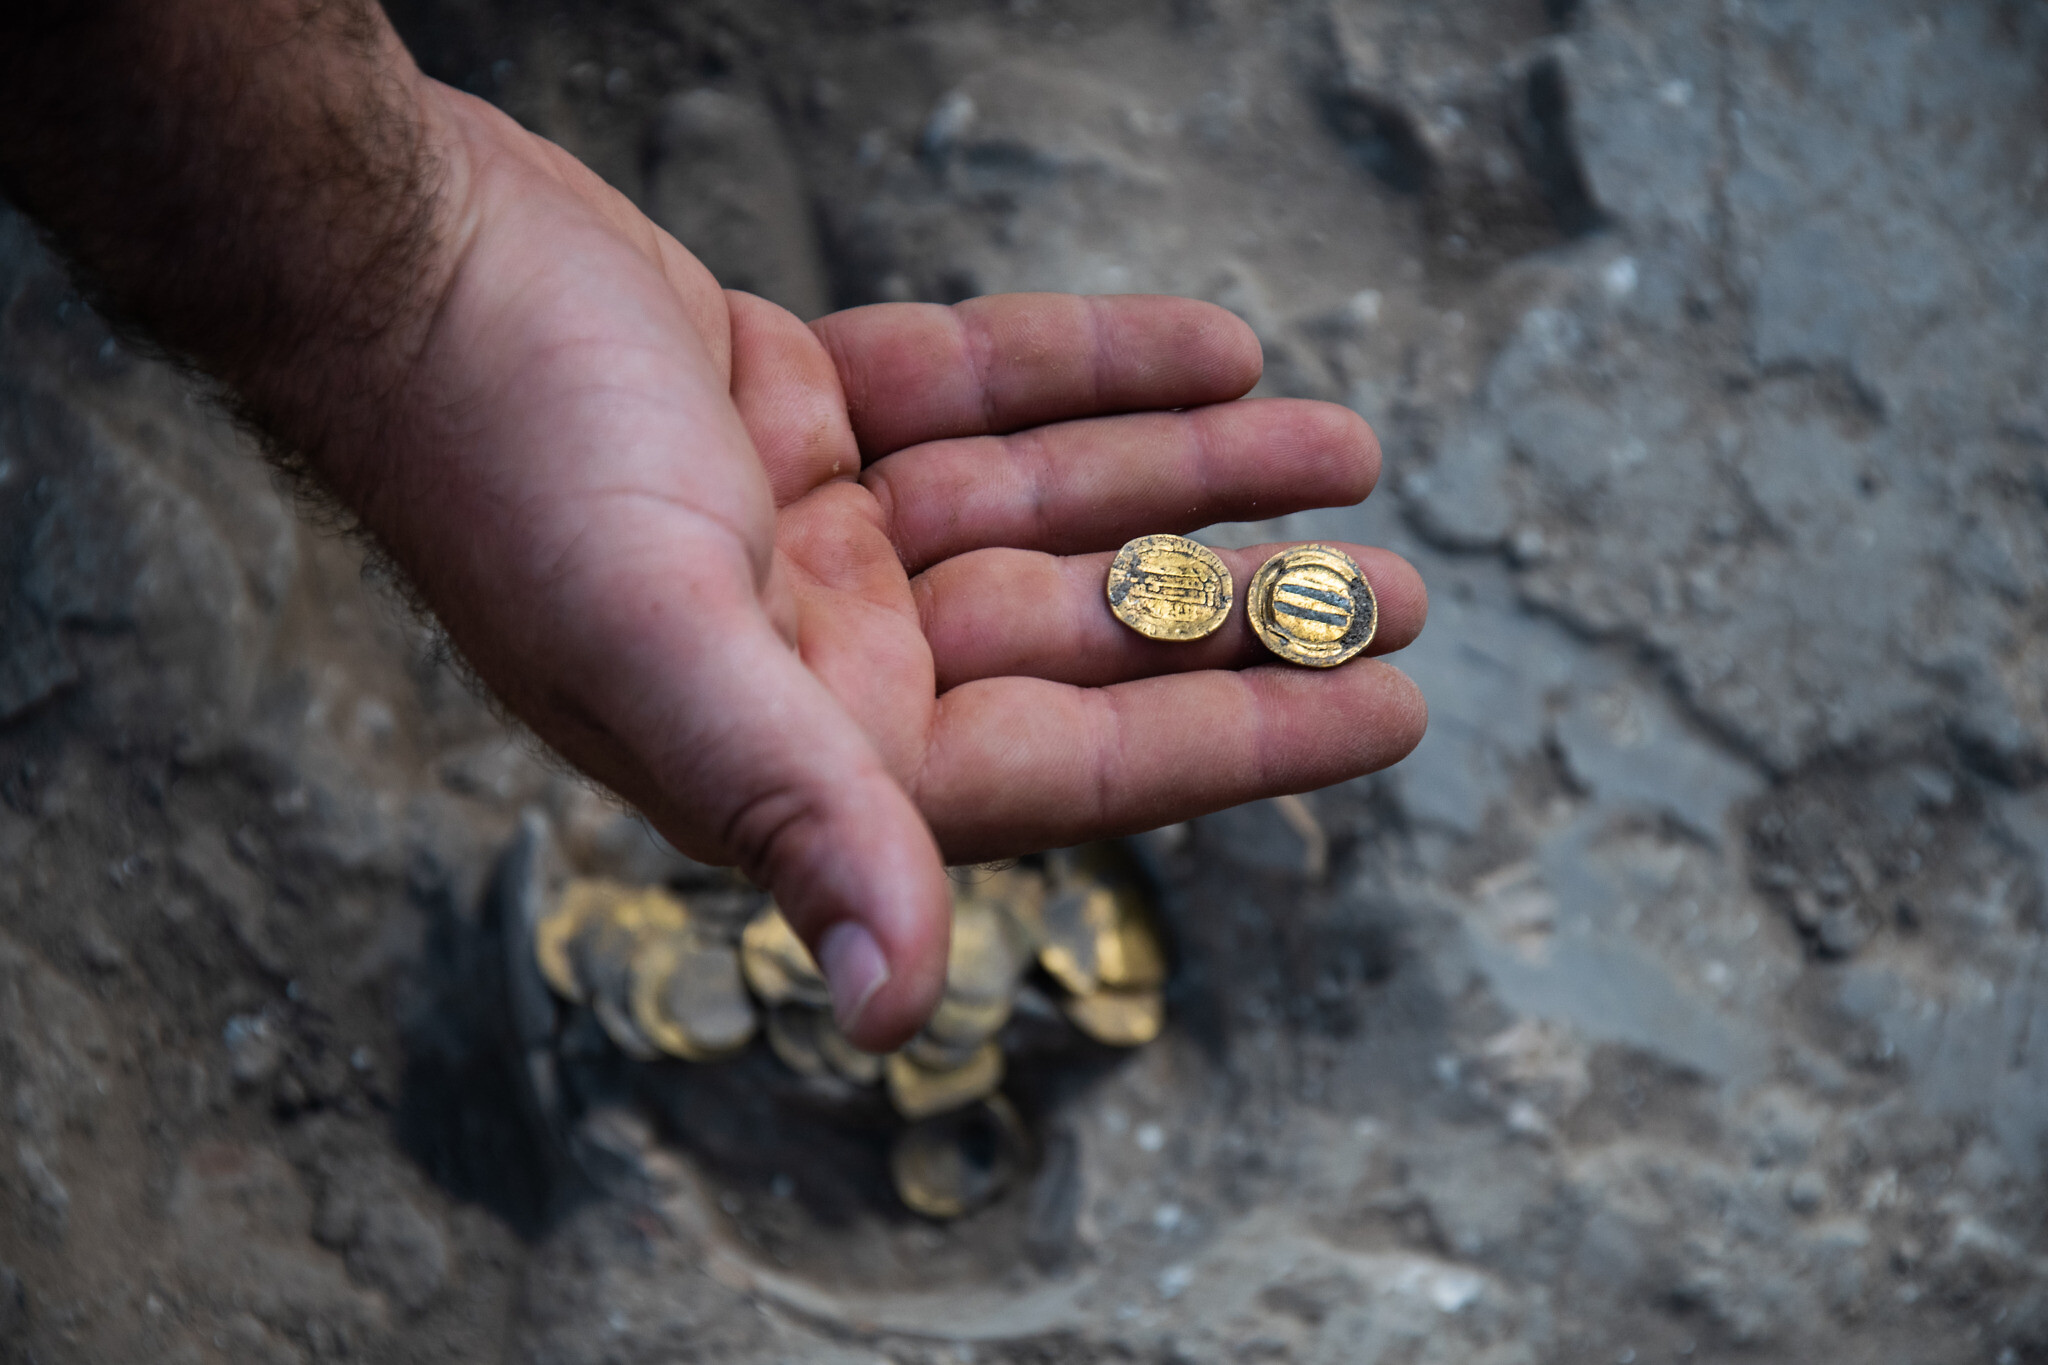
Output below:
[5,1,2048,1361]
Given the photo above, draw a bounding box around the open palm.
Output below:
[362,84,1426,1048]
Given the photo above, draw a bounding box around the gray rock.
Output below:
[173,827,288,976]
[646,89,830,320]
[1552,678,1763,842]
[344,1198,450,1315]
[1785,1169,1828,1215]
[0,1262,24,1341]
[14,1141,70,1238]
[223,1013,286,1089]
[1564,0,1723,242]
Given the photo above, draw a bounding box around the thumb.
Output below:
[626,608,952,1053]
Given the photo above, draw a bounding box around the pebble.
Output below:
[222,1013,284,1088]
[0,1263,24,1338]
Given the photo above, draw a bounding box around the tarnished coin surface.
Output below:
[816,1017,884,1085]
[1036,884,1117,996]
[630,933,757,1062]
[925,992,1012,1048]
[535,878,643,1004]
[1106,534,1233,642]
[904,1030,985,1073]
[765,1005,830,1077]
[740,906,831,1008]
[885,1041,1004,1121]
[1096,888,1167,991]
[1062,986,1165,1047]
[1246,543,1377,667]
[945,895,1031,1004]
[890,1097,1030,1220]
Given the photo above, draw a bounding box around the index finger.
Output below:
[811,294,1263,460]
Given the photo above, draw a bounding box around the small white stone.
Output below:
[923,90,977,156]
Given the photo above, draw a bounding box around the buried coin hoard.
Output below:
[528,845,1173,1218]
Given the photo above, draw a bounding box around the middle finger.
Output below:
[861,397,1380,573]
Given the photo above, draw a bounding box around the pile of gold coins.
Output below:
[531,848,1167,1218]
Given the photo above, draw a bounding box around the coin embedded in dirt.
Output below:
[527,846,1168,1216]
[886,1041,1005,1121]
[1246,543,1378,667]
[890,1096,1031,1219]
[1062,986,1165,1047]
[1105,534,1233,642]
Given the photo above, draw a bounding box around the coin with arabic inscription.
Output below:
[1246,544,1377,667]
[1105,535,1233,642]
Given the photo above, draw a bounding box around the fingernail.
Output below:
[819,921,891,1036]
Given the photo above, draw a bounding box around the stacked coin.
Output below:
[534,878,757,1063]
[1025,849,1169,1047]
[529,848,1170,1218]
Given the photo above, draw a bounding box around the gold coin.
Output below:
[1062,986,1165,1046]
[765,1003,883,1085]
[1246,543,1377,667]
[925,992,1013,1048]
[1036,884,1117,995]
[904,1030,985,1072]
[568,887,692,1061]
[739,906,831,1008]
[885,1041,1004,1121]
[630,932,757,1062]
[969,865,1048,955]
[945,894,1031,1004]
[816,1017,885,1085]
[890,1096,1030,1220]
[1105,534,1233,642]
[535,878,641,1004]
[1096,886,1167,991]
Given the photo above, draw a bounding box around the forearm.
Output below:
[0,0,449,490]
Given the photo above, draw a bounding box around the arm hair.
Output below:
[0,0,447,504]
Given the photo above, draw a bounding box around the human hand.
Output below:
[322,83,1430,1050]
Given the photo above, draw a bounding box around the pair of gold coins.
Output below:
[1105,534,1378,667]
